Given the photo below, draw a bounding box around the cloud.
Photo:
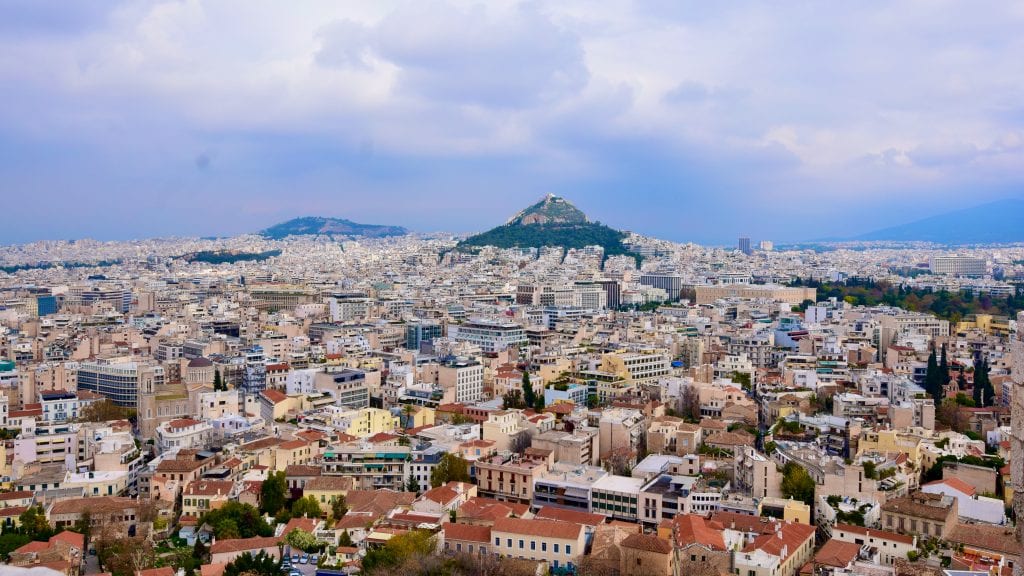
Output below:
[1,1,1023,244]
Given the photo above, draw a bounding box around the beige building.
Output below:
[694,284,816,305]
[881,491,958,539]
[491,517,585,572]
[475,453,548,504]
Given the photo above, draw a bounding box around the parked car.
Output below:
[309,554,319,565]
[299,554,309,564]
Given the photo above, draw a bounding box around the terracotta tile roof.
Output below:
[666,514,727,550]
[948,523,1019,556]
[284,517,319,534]
[14,540,50,554]
[881,492,955,522]
[166,418,203,429]
[200,563,227,576]
[239,437,283,451]
[743,523,816,562]
[278,439,309,450]
[493,517,583,540]
[0,505,28,517]
[833,523,915,545]
[210,536,282,555]
[285,465,322,477]
[261,389,288,404]
[535,506,605,527]
[50,530,85,551]
[620,533,672,555]
[814,539,860,568]
[923,477,976,497]
[184,480,234,497]
[367,432,399,443]
[457,497,523,523]
[50,496,139,515]
[305,476,355,492]
[335,511,375,529]
[0,490,34,501]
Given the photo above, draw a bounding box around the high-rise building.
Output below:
[405,320,442,351]
[598,279,622,310]
[759,240,774,251]
[449,318,526,353]
[929,255,985,277]
[241,346,267,395]
[77,358,165,407]
[738,237,752,255]
[639,274,682,301]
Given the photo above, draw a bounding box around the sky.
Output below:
[2,0,1023,245]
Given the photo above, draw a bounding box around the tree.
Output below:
[213,369,223,391]
[430,453,471,488]
[533,391,545,413]
[18,506,53,541]
[972,356,995,407]
[193,538,208,564]
[521,372,535,408]
[201,502,273,539]
[0,532,30,560]
[925,348,941,402]
[938,344,949,390]
[290,495,322,519]
[77,399,136,423]
[94,525,155,576]
[502,389,525,409]
[361,530,435,575]
[677,385,701,422]
[330,495,348,521]
[224,551,281,576]
[406,471,420,495]
[339,529,354,548]
[957,369,968,390]
[71,510,91,544]
[286,528,319,552]
[781,462,815,505]
[260,470,288,517]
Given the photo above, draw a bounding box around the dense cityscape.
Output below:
[0,195,1020,576]
[4,1,1024,576]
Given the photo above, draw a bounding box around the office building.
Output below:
[639,275,682,301]
[449,318,526,353]
[76,358,165,408]
[738,237,752,255]
[930,255,985,277]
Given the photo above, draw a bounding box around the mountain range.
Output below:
[850,198,1024,244]
[259,216,408,240]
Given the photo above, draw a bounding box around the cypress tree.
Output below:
[925,348,939,402]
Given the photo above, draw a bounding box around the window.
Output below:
[565,545,571,555]
[530,541,535,551]
[519,540,524,549]
[554,544,559,553]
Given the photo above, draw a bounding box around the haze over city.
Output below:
[1,4,1024,576]
[2,1,1024,244]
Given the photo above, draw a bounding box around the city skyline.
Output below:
[2,2,1024,244]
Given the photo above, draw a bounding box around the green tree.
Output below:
[286,528,319,553]
[338,530,353,548]
[430,453,471,488]
[533,391,545,413]
[924,348,941,402]
[201,502,273,539]
[19,506,54,541]
[0,532,31,560]
[213,369,223,391]
[290,495,322,519]
[70,509,91,544]
[780,462,815,505]
[330,495,348,521]
[193,538,208,564]
[406,471,420,495]
[502,389,525,409]
[260,471,289,517]
[224,551,281,576]
[521,372,535,408]
[77,399,136,423]
[361,530,435,575]
[973,356,995,407]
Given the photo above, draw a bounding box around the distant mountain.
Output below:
[852,198,1024,244]
[457,195,638,259]
[260,216,408,240]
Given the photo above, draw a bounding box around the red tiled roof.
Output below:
[832,523,914,545]
[666,514,727,550]
[493,517,583,540]
[923,477,976,497]
[535,506,605,527]
[261,389,288,404]
[210,536,282,554]
[814,539,860,568]
[443,523,492,543]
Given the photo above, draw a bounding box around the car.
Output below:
[291,555,300,563]
[299,554,309,564]
[290,571,302,576]
[309,554,319,564]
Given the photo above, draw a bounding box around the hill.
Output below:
[260,217,408,239]
[853,198,1024,244]
[457,195,638,259]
